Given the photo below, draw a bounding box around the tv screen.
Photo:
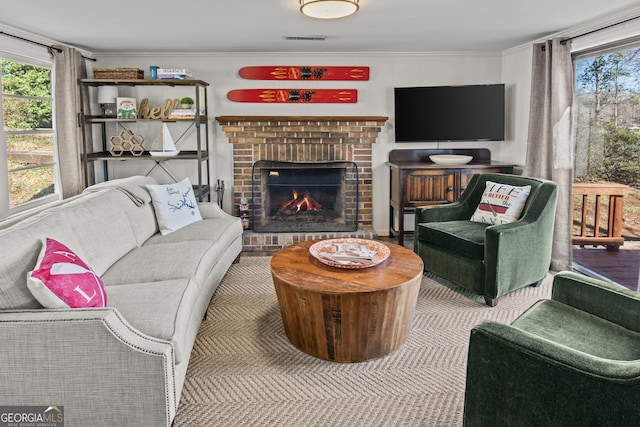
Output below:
[394,84,505,142]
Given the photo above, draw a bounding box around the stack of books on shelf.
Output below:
[157,68,193,80]
[167,108,197,120]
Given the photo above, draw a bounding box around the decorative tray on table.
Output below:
[309,238,391,269]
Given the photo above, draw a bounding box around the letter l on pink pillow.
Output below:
[27,238,107,308]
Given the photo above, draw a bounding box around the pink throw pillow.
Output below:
[27,238,107,308]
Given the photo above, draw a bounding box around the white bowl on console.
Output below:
[429,154,473,165]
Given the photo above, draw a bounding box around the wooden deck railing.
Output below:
[572,182,629,251]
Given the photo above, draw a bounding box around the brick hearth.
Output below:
[216,116,388,251]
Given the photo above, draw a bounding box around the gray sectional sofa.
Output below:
[0,176,243,427]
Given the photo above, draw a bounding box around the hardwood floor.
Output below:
[573,246,640,292]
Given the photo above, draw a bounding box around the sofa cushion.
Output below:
[101,240,221,287]
[470,180,531,225]
[416,220,488,260]
[0,211,81,309]
[27,238,107,308]
[144,214,240,246]
[83,176,159,246]
[105,278,198,364]
[146,178,202,235]
[122,202,159,246]
[61,190,139,276]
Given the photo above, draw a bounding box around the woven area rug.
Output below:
[174,256,553,426]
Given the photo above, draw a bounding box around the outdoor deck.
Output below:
[571,182,639,291]
[573,246,640,291]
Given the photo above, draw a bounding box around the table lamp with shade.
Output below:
[97,86,118,117]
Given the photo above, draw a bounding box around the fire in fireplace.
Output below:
[251,161,358,232]
[280,189,322,212]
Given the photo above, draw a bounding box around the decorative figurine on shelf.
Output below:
[239,197,249,213]
[116,97,137,119]
[239,197,250,230]
[108,130,144,157]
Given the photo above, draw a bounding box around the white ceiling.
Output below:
[1,0,640,53]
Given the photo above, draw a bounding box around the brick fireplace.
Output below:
[216,115,388,251]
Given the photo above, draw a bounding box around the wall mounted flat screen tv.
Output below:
[394,84,505,142]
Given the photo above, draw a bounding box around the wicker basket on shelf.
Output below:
[93,67,144,79]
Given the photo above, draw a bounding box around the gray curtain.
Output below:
[524,38,574,271]
[52,46,91,198]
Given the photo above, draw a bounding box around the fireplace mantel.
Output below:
[216,115,388,123]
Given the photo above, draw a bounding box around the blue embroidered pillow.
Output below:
[146,177,202,235]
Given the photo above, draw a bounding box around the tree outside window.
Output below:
[1,58,57,213]
[574,47,640,238]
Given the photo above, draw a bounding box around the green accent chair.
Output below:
[413,173,558,306]
[463,271,640,426]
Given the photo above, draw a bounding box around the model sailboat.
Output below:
[150,123,180,157]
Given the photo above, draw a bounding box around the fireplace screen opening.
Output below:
[251,161,359,232]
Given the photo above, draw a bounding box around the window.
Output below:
[1,57,58,218]
[573,41,640,240]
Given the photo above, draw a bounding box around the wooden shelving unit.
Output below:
[78,78,211,201]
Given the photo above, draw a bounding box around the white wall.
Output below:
[500,45,533,166]
[94,52,507,235]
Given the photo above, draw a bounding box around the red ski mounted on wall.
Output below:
[227,89,358,103]
[238,66,370,81]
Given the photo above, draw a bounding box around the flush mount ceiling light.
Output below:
[300,0,359,19]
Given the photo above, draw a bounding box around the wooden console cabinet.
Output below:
[386,149,517,245]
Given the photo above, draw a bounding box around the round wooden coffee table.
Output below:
[270,239,423,362]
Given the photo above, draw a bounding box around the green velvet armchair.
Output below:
[463,271,640,426]
[413,173,557,306]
